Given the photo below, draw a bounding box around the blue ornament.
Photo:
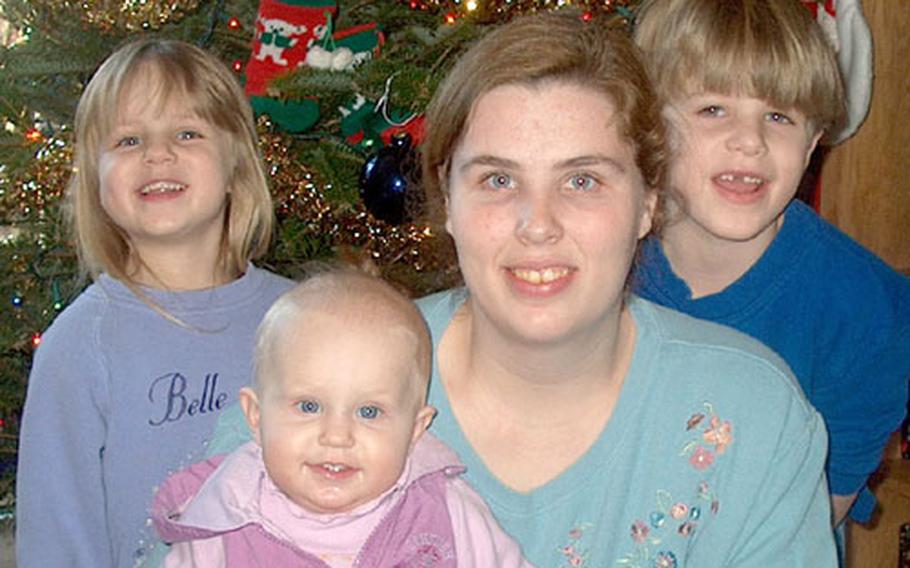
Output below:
[359,133,421,225]
[12,295,23,308]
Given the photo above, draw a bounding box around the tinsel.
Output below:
[78,0,200,31]
[0,121,457,296]
[259,120,459,294]
[406,0,638,24]
[0,138,72,222]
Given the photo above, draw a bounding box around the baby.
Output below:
[151,267,533,567]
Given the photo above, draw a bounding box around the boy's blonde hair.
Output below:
[68,38,274,285]
[252,265,432,399]
[634,0,846,141]
[422,11,668,234]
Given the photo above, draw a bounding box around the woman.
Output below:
[414,11,835,568]
[203,11,836,568]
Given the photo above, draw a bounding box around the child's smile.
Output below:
[664,92,820,249]
[98,66,234,280]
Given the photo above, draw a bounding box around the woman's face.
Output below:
[445,82,655,345]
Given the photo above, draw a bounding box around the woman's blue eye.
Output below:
[485,173,514,191]
[569,174,596,192]
[357,405,382,420]
[298,400,320,414]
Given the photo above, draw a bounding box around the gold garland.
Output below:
[78,0,200,32]
[0,139,72,222]
[0,126,457,299]
[407,0,640,24]
[259,123,459,294]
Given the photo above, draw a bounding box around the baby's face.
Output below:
[244,312,433,514]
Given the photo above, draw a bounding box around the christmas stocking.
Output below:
[306,22,385,71]
[246,0,337,95]
[245,0,338,132]
[339,93,424,150]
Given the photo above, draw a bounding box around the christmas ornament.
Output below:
[340,95,420,150]
[340,74,423,150]
[25,129,44,144]
[259,122,457,291]
[359,133,422,225]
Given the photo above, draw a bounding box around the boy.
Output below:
[633,0,910,528]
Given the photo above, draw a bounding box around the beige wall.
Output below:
[820,0,910,273]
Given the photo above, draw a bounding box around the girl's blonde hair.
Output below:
[68,38,274,285]
[634,0,846,141]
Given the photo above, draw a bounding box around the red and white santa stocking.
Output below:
[245,0,337,96]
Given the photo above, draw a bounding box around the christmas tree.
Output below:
[0,0,640,521]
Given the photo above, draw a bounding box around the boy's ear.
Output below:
[409,405,437,451]
[238,387,263,445]
[638,189,658,240]
[804,130,824,169]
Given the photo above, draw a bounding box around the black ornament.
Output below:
[359,133,422,225]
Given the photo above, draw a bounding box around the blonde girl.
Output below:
[16,38,292,567]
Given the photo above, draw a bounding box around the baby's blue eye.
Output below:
[357,405,382,420]
[298,400,320,414]
[485,173,515,191]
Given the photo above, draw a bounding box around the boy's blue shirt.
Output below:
[634,199,910,522]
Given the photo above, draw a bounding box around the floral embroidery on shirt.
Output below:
[680,402,733,471]
[697,480,720,516]
[617,403,730,566]
[618,489,703,567]
[558,523,593,567]
[653,551,678,567]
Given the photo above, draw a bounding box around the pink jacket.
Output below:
[151,433,533,567]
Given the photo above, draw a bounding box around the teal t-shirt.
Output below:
[206,291,837,567]
[634,200,910,522]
